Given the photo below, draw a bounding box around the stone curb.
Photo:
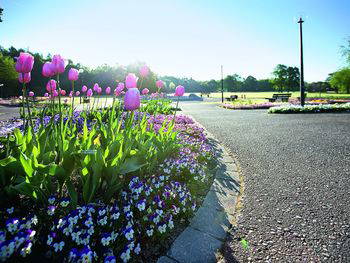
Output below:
[157,116,241,263]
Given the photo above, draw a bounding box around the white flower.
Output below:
[120,248,131,263]
[134,243,141,255]
[53,241,65,252]
[146,228,154,237]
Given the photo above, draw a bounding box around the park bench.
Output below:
[225,95,238,101]
[266,93,291,102]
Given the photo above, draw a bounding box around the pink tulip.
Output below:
[105,87,111,94]
[60,89,66,96]
[140,66,149,78]
[42,62,55,77]
[117,83,125,91]
[141,88,149,95]
[18,73,31,84]
[46,79,57,92]
[87,89,93,97]
[175,85,185,96]
[69,91,73,97]
[156,80,164,89]
[75,91,80,96]
[68,68,79,81]
[28,91,34,97]
[53,90,59,97]
[51,54,65,74]
[93,83,99,92]
[125,73,137,89]
[44,92,49,97]
[124,88,140,110]
[82,85,88,93]
[15,52,34,73]
[97,87,102,94]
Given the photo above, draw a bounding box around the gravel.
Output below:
[180,100,350,262]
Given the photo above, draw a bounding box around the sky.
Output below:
[0,0,349,82]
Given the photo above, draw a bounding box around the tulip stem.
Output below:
[23,82,37,143]
[21,80,26,130]
[173,96,180,120]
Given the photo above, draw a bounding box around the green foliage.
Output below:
[272,64,300,92]
[141,99,174,115]
[341,37,350,66]
[0,53,18,97]
[329,68,350,94]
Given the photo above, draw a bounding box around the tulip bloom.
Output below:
[124,88,140,111]
[75,91,80,96]
[105,87,111,94]
[68,68,79,81]
[46,79,57,92]
[82,85,88,93]
[156,80,164,89]
[60,90,66,96]
[175,85,185,96]
[93,83,99,92]
[42,62,55,77]
[53,90,59,97]
[125,73,137,89]
[69,91,73,97]
[87,89,93,97]
[97,87,102,94]
[44,92,49,97]
[18,73,31,84]
[15,52,34,73]
[117,82,125,91]
[28,91,34,97]
[140,66,149,78]
[51,55,65,74]
[141,88,149,95]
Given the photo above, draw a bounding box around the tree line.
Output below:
[1,43,349,98]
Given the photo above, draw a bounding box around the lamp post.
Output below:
[79,69,84,104]
[298,17,305,107]
[221,65,224,103]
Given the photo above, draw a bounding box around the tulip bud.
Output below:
[53,90,59,97]
[141,88,149,95]
[42,62,55,77]
[82,85,88,93]
[51,54,65,74]
[117,83,125,91]
[93,83,99,92]
[140,66,149,78]
[97,87,102,94]
[75,91,80,96]
[18,73,31,84]
[28,91,34,97]
[125,73,137,89]
[124,88,140,111]
[87,89,93,97]
[68,68,79,81]
[156,80,164,89]
[175,85,185,97]
[60,89,66,96]
[15,52,34,73]
[69,91,73,97]
[105,87,111,94]
[46,79,57,92]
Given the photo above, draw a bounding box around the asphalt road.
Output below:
[180,100,350,262]
[0,106,20,121]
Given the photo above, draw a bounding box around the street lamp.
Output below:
[221,65,224,103]
[298,17,305,107]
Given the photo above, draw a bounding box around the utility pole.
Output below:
[298,17,305,106]
[221,65,224,103]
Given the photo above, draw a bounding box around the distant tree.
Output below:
[272,64,300,92]
[0,53,18,97]
[242,75,258,91]
[329,68,350,94]
[340,37,350,65]
[0,7,3,22]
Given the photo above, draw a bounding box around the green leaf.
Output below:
[119,156,146,174]
[19,153,33,177]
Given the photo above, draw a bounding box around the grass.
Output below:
[195,92,350,99]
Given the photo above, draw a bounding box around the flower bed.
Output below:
[268,103,350,114]
[0,53,216,262]
[220,102,281,110]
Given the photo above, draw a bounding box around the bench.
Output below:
[225,95,238,101]
[266,93,292,102]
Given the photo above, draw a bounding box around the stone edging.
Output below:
[157,117,241,263]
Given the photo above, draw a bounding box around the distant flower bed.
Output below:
[307,98,350,104]
[220,102,281,110]
[268,103,350,114]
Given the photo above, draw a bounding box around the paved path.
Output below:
[0,106,19,121]
[180,101,350,262]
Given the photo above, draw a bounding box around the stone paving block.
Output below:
[215,168,239,183]
[167,227,222,263]
[202,190,237,215]
[218,154,235,164]
[210,178,240,195]
[157,256,178,263]
[190,206,231,240]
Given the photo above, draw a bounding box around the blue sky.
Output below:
[1,0,349,81]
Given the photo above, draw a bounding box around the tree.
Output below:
[0,53,18,97]
[329,68,350,94]
[0,7,3,22]
[341,37,350,66]
[272,64,300,92]
[242,75,258,91]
